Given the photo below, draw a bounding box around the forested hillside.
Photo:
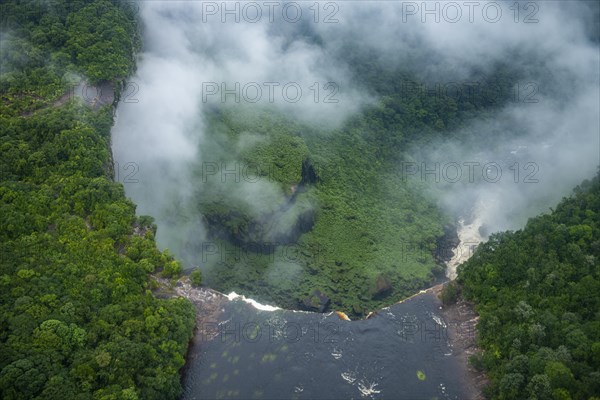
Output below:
[458,172,600,399]
[0,1,195,399]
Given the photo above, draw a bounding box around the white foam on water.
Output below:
[341,371,357,384]
[331,348,343,360]
[439,382,448,397]
[226,291,281,311]
[431,314,447,329]
[342,371,381,398]
[358,380,381,398]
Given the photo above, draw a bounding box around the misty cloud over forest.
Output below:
[112,0,600,256]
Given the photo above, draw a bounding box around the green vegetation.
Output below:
[6,0,584,396]
[458,172,600,400]
[1,1,195,399]
[190,268,203,287]
[192,58,519,316]
[195,106,447,315]
[440,281,460,306]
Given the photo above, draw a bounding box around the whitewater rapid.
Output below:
[226,291,282,312]
[446,204,486,280]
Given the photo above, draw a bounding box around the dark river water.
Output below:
[181,290,476,400]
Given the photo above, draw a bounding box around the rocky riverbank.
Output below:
[431,284,488,399]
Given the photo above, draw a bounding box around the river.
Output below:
[167,272,484,400]
[168,202,488,399]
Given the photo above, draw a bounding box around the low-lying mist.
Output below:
[318,0,599,234]
[112,0,599,269]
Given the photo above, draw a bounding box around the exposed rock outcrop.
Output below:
[301,289,330,312]
[371,274,393,299]
[434,223,460,264]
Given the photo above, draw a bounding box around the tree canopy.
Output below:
[1,1,195,399]
[458,172,600,400]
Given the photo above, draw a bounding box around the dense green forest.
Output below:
[187,57,522,316]
[458,172,600,400]
[3,1,598,399]
[1,1,196,399]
